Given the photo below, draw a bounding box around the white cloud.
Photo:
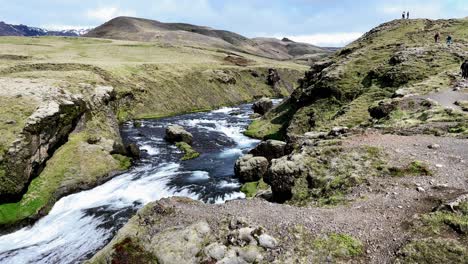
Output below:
[280,32,363,47]
[86,6,136,22]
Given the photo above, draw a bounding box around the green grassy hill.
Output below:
[247,18,468,140]
[85,16,331,60]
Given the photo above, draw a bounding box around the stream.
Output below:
[0,102,269,264]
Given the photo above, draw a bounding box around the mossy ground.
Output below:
[379,101,468,135]
[396,202,468,262]
[312,233,364,260]
[240,179,269,198]
[396,238,468,263]
[244,100,297,140]
[388,160,433,177]
[175,142,200,161]
[283,225,364,263]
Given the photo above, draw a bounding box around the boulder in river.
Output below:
[252,98,273,115]
[165,125,193,145]
[234,154,269,182]
[249,140,287,161]
[126,143,141,159]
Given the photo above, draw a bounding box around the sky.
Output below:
[0,0,466,47]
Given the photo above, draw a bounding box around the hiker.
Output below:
[446,35,453,46]
[434,32,440,43]
[462,60,468,79]
[402,12,406,19]
[406,11,410,19]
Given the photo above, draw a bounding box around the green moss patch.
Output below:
[388,161,432,177]
[110,237,157,264]
[112,154,132,170]
[313,233,364,260]
[245,100,297,140]
[396,238,468,264]
[281,226,364,263]
[420,202,468,236]
[0,96,37,155]
[175,142,200,161]
[240,179,270,198]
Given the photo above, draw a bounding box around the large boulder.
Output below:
[264,154,306,202]
[267,68,281,87]
[249,140,287,161]
[234,155,269,182]
[165,125,193,145]
[1,95,85,198]
[369,100,397,119]
[126,143,141,159]
[252,98,273,115]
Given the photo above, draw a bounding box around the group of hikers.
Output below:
[402,11,410,19]
[434,32,453,45]
[462,60,468,79]
[400,12,454,46]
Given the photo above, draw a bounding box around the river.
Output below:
[0,102,267,264]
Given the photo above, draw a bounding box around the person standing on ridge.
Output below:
[407,11,410,19]
[434,32,440,43]
[402,11,406,19]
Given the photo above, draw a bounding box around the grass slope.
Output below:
[248,18,468,139]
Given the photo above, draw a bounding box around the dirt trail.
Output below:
[425,88,468,110]
[146,132,467,263]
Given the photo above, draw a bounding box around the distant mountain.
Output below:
[0,22,90,37]
[85,16,332,60]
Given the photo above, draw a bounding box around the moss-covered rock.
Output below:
[265,144,387,206]
[0,95,85,199]
[175,142,200,161]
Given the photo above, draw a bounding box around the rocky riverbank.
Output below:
[0,35,306,229]
[89,18,468,263]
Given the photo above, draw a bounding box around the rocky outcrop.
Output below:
[369,100,397,119]
[252,98,273,115]
[436,193,468,212]
[234,154,269,182]
[264,154,306,202]
[88,198,280,264]
[211,70,237,84]
[165,125,193,145]
[249,140,287,161]
[1,93,85,199]
[125,143,141,159]
[267,68,281,87]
